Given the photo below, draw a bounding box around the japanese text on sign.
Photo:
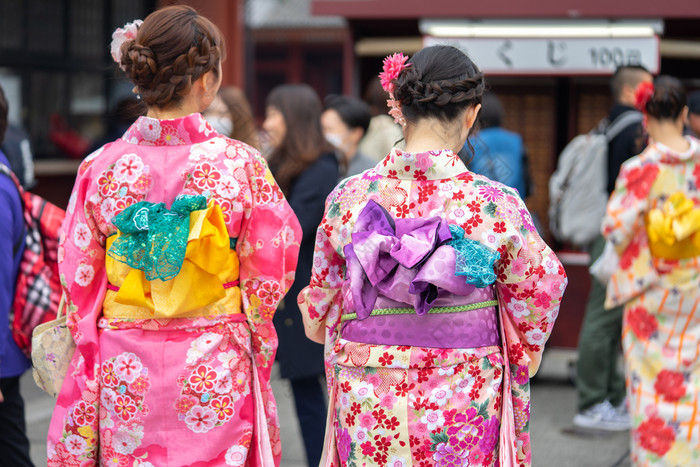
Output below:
[423,36,659,75]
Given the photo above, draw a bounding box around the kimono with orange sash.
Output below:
[603,136,700,466]
[298,148,567,467]
[47,113,301,466]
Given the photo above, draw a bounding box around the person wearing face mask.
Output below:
[203,86,261,150]
[202,93,233,135]
[321,94,375,179]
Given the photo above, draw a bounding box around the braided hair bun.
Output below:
[118,5,225,108]
[393,45,484,124]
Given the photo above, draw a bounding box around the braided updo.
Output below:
[392,45,484,124]
[118,5,225,108]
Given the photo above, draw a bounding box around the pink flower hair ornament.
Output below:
[111,20,143,70]
[379,52,410,126]
[634,81,654,113]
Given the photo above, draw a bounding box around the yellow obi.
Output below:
[103,199,242,319]
[646,192,700,260]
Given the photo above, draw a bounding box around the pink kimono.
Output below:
[48,113,301,466]
[298,148,567,466]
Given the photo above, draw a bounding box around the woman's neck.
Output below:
[649,120,689,153]
[146,98,201,120]
[403,118,465,154]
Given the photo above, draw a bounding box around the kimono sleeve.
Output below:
[601,157,659,307]
[237,153,301,375]
[297,187,345,345]
[602,157,655,254]
[58,167,108,382]
[495,195,567,377]
[297,223,345,344]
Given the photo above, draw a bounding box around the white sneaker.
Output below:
[573,400,630,431]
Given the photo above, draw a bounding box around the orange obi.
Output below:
[103,200,242,319]
[646,192,700,260]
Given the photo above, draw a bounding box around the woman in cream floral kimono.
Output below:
[47,6,300,466]
[298,45,566,467]
[603,76,700,466]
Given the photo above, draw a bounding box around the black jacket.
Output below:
[273,152,339,379]
[606,104,647,195]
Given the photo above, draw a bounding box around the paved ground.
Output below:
[23,349,630,466]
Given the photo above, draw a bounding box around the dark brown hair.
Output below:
[266,84,332,195]
[645,75,686,121]
[611,65,651,103]
[393,45,484,125]
[119,5,225,108]
[219,86,260,150]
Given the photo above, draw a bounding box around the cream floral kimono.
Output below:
[299,148,566,467]
[604,136,700,466]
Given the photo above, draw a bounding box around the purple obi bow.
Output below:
[344,200,479,319]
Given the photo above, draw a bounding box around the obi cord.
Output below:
[343,200,500,320]
[107,194,208,281]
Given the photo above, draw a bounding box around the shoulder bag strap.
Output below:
[605,111,644,142]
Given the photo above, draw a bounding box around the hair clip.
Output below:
[111,19,143,70]
[379,53,410,127]
[635,81,654,113]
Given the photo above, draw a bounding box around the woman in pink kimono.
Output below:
[298,45,566,467]
[47,6,301,466]
[603,76,700,466]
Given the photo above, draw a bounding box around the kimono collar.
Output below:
[122,113,218,146]
[655,136,700,163]
[376,148,468,180]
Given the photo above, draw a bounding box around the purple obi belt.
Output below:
[341,200,501,349]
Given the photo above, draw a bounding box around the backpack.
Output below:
[548,111,643,247]
[0,163,65,357]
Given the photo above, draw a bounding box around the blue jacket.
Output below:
[467,127,527,197]
[0,151,31,378]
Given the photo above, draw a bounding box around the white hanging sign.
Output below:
[423,36,659,75]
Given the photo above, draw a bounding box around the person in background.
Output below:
[603,76,700,466]
[203,86,260,150]
[0,84,34,467]
[48,6,301,465]
[321,94,374,179]
[467,93,531,198]
[687,90,700,137]
[263,84,338,467]
[573,65,652,431]
[357,76,404,162]
[299,45,566,466]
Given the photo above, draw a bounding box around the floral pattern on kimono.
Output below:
[603,136,700,466]
[49,113,301,466]
[299,148,566,467]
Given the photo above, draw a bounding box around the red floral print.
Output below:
[627,306,658,340]
[636,416,675,457]
[654,369,686,402]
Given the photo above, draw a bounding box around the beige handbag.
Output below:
[31,294,76,397]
